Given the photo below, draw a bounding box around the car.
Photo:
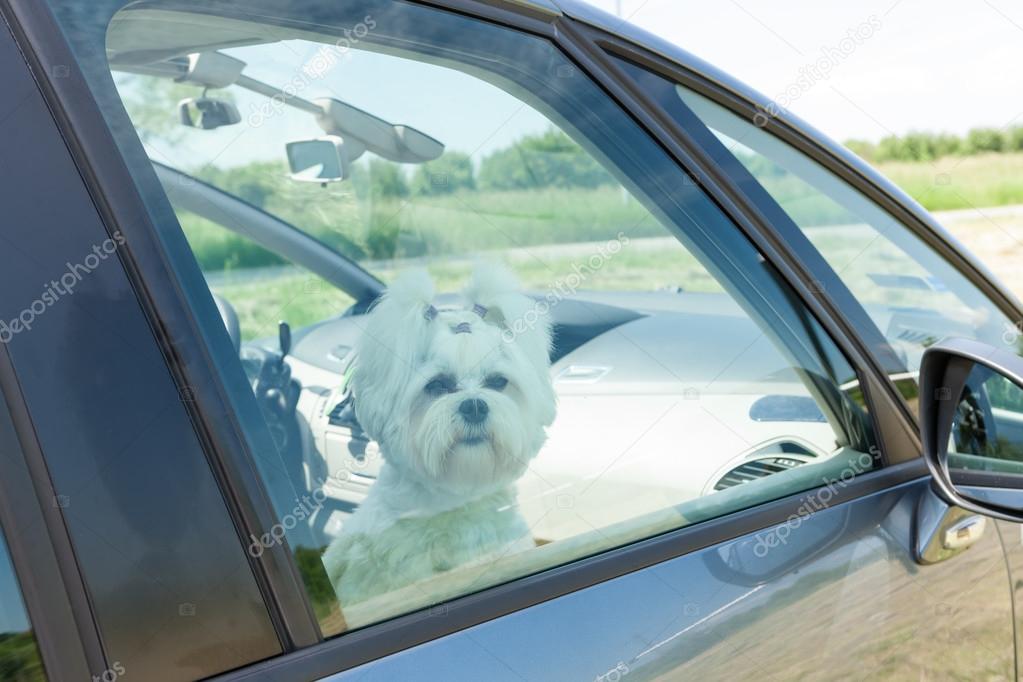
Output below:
[1,0,1023,680]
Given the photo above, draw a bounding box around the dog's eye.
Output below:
[424,376,456,396]
[484,374,509,391]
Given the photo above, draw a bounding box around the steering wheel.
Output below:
[212,292,241,354]
[215,292,308,496]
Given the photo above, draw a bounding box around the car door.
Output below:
[2,0,1015,681]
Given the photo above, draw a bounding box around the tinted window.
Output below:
[75,0,876,639]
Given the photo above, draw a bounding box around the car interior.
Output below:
[103,2,894,629]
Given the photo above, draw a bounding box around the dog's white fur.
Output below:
[322,265,555,607]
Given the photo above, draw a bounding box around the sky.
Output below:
[582,0,1023,143]
[136,0,1023,171]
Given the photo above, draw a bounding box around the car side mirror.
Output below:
[920,337,1023,521]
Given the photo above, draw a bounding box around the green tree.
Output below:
[843,139,876,161]
[411,152,475,195]
[365,159,409,199]
[1008,126,1023,152]
[478,129,615,190]
[116,73,235,144]
[965,127,1004,154]
[199,160,286,209]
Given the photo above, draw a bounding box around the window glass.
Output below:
[949,365,1023,469]
[97,0,875,636]
[0,530,45,681]
[668,83,1018,398]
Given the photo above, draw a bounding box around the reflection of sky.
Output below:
[141,40,552,170]
[0,531,31,634]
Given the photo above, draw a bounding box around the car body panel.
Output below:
[328,478,1014,681]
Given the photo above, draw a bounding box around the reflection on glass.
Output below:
[0,532,45,681]
[951,365,1023,466]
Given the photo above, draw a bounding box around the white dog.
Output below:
[322,265,556,608]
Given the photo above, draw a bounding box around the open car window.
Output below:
[87,0,877,638]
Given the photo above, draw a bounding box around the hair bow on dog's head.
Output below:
[422,302,489,334]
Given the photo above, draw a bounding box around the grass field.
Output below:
[181,155,1023,342]
[876,152,1023,211]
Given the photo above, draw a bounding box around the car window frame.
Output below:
[579,19,1023,436]
[0,345,95,680]
[4,0,934,677]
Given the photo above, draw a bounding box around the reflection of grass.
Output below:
[877,152,1023,211]
[181,185,658,272]
[210,270,354,341]
[215,238,721,341]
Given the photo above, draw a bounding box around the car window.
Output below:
[0,529,45,681]
[660,79,1018,406]
[88,0,876,638]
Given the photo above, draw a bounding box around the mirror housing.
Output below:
[314,97,443,164]
[285,136,353,183]
[920,337,1023,522]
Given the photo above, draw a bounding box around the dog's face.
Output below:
[352,267,556,497]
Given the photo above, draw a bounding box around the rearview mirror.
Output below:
[285,136,353,183]
[920,337,1023,521]
[178,97,241,130]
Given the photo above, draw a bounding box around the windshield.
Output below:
[116,42,724,340]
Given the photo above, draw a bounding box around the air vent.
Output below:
[713,456,806,491]
[327,395,362,432]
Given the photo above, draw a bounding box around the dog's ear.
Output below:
[465,263,552,370]
[352,269,436,439]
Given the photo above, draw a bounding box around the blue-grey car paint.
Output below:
[332,480,1015,680]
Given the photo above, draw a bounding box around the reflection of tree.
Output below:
[477,128,614,191]
[0,631,45,681]
[293,546,336,620]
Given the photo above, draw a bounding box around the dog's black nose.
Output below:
[459,398,489,424]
